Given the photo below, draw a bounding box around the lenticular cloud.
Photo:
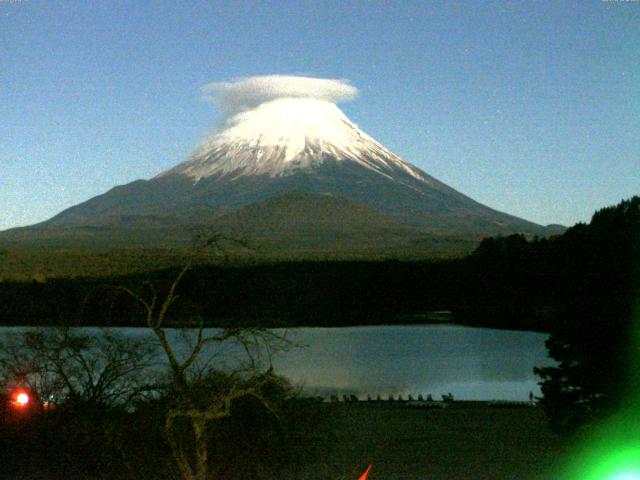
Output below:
[201,75,358,118]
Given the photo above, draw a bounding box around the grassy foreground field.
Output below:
[283,402,567,480]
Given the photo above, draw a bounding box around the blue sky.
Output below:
[1,0,638,231]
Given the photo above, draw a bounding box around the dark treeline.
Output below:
[0,197,638,335]
[531,197,639,432]
[459,198,639,331]
[462,197,639,432]
[0,260,461,328]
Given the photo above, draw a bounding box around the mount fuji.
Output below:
[2,76,559,259]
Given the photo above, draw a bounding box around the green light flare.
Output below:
[558,302,640,480]
[610,474,640,480]
[577,446,640,480]
[557,408,640,479]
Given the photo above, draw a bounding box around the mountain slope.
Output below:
[42,155,544,236]
[1,94,556,259]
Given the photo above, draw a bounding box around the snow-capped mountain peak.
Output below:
[158,97,426,182]
[17,76,550,251]
[217,98,357,156]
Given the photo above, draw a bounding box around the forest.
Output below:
[0,197,637,335]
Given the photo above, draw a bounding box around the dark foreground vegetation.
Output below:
[1,383,301,480]
[1,399,564,480]
[0,307,298,480]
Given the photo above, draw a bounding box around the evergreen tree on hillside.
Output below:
[534,196,640,433]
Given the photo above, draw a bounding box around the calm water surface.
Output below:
[0,325,551,401]
[272,325,551,401]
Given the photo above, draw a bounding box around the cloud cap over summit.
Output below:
[201,75,359,118]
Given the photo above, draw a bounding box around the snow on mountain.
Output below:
[158,97,427,183]
[2,75,556,256]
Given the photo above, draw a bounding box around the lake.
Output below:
[272,325,551,401]
[0,324,551,401]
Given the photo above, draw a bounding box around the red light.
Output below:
[11,391,30,407]
[358,465,372,480]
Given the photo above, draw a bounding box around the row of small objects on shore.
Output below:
[324,393,454,403]
[294,394,537,408]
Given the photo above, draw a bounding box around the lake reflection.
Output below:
[273,325,552,401]
[0,325,552,401]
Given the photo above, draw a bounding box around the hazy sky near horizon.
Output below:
[1,0,638,231]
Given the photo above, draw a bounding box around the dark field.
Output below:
[1,400,568,480]
[284,402,566,480]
